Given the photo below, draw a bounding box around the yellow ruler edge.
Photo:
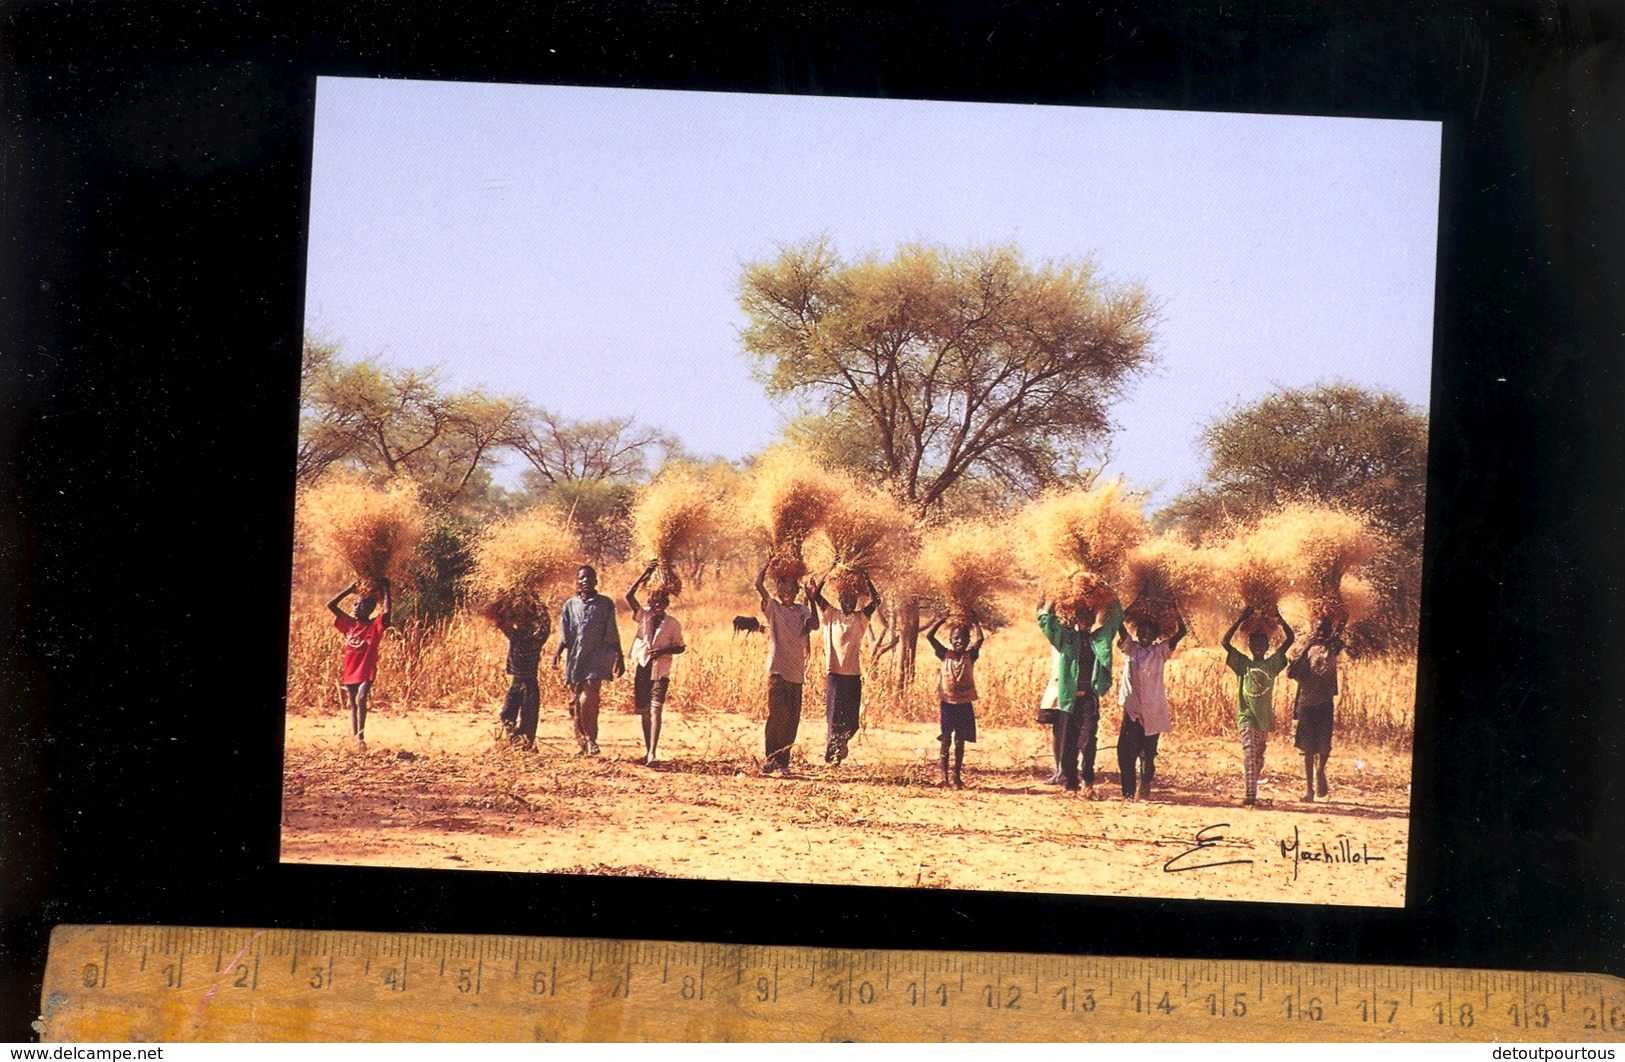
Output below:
[37,924,1625,1043]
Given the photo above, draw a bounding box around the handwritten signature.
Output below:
[1278,826,1386,881]
[1162,823,1255,874]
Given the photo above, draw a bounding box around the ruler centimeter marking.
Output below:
[36,925,1625,1043]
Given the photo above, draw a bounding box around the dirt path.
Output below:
[281,702,1411,906]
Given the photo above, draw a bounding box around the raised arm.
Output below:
[924,616,947,655]
[1276,610,1296,654]
[379,580,393,629]
[809,571,832,614]
[1090,597,1125,638]
[1036,601,1067,650]
[862,572,881,617]
[754,564,772,613]
[627,559,657,613]
[326,582,357,621]
[1222,607,1251,653]
[969,619,985,653]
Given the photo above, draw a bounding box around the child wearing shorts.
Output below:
[1289,615,1346,801]
[926,615,983,789]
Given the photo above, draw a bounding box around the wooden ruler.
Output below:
[36,925,1625,1042]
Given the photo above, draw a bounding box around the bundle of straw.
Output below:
[1212,520,1300,634]
[1336,573,1380,627]
[1018,480,1146,613]
[631,466,720,598]
[1117,535,1209,636]
[1261,504,1384,625]
[806,477,916,599]
[299,473,425,596]
[914,522,1018,622]
[746,448,841,582]
[468,507,582,627]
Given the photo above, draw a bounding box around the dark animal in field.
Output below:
[732,615,764,635]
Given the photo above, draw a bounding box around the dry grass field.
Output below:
[282,571,1414,906]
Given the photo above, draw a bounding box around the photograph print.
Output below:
[283,77,1439,907]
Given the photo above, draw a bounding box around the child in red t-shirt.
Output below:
[327,580,392,748]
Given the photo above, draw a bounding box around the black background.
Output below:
[4,0,1623,1042]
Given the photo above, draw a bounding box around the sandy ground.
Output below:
[281,700,1411,906]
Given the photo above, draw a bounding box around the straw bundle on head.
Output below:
[481,588,544,632]
[300,473,425,594]
[1216,529,1296,633]
[747,448,841,582]
[1118,535,1208,636]
[468,507,582,627]
[1259,504,1383,625]
[809,478,916,598]
[1018,479,1147,593]
[1052,569,1117,618]
[631,467,719,598]
[915,522,1017,622]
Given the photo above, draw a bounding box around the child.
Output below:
[755,563,818,776]
[626,560,686,767]
[326,579,392,749]
[1222,606,1295,807]
[809,566,880,766]
[1289,615,1346,801]
[1115,610,1187,800]
[552,565,623,756]
[495,594,550,750]
[1038,593,1124,797]
[926,614,984,788]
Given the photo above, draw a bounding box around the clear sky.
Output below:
[304,77,1441,506]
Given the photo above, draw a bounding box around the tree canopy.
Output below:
[1159,382,1428,549]
[739,239,1157,513]
[1159,382,1429,652]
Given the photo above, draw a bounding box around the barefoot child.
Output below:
[926,614,983,788]
[495,595,549,749]
[1222,606,1295,807]
[755,563,817,776]
[1289,615,1346,802]
[626,560,686,766]
[810,567,880,766]
[1115,610,1187,800]
[326,580,392,748]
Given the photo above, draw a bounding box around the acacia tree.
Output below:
[739,239,1158,513]
[1159,382,1429,652]
[296,336,365,485]
[296,336,525,507]
[742,239,1157,684]
[506,410,676,486]
[505,410,679,565]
